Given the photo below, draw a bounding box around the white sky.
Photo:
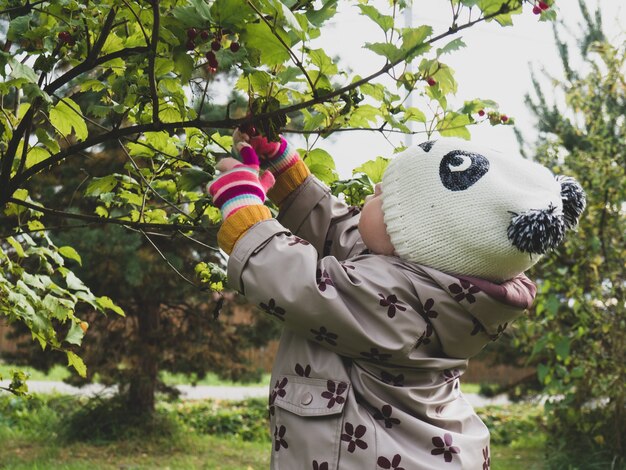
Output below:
[304,0,626,178]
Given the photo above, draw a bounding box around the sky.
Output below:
[305,0,626,178]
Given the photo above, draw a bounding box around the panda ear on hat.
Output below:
[507,175,586,255]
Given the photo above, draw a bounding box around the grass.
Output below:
[0,392,548,470]
[0,361,272,388]
[0,430,541,470]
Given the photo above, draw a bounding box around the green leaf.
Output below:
[178,167,212,191]
[401,26,433,62]
[190,0,214,21]
[8,57,38,83]
[555,337,571,360]
[437,112,471,139]
[65,271,90,292]
[58,246,82,266]
[25,147,50,169]
[49,98,88,142]
[306,0,338,26]
[357,4,394,32]
[66,351,87,378]
[353,157,389,184]
[7,237,25,258]
[436,38,466,56]
[303,148,338,185]
[65,321,85,346]
[241,23,292,67]
[97,296,125,316]
[35,128,61,154]
[85,175,118,197]
[364,42,402,62]
[210,0,251,28]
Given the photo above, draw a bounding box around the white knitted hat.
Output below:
[381,138,585,282]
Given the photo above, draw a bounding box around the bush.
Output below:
[477,403,546,447]
[166,397,270,442]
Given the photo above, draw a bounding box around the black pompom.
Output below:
[507,204,566,254]
[418,140,436,153]
[557,175,586,229]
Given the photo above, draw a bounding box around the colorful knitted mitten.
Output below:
[233,129,311,205]
[208,145,274,253]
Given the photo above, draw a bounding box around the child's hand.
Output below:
[233,128,300,177]
[208,145,275,220]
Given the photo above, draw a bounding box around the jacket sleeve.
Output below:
[276,175,366,261]
[227,219,427,361]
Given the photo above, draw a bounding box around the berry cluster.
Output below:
[185,27,241,73]
[477,109,510,125]
[532,1,551,15]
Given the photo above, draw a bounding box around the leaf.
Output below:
[8,57,37,83]
[303,148,338,185]
[190,0,214,21]
[210,0,251,28]
[65,321,85,346]
[85,175,118,197]
[65,271,89,292]
[364,42,402,62]
[306,0,338,26]
[25,147,50,169]
[555,337,571,360]
[261,0,303,33]
[97,296,125,316]
[49,98,88,142]
[178,167,212,191]
[353,157,389,184]
[7,237,25,258]
[58,246,82,266]
[357,4,394,32]
[66,351,87,378]
[436,38,466,57]
[35,128,61,154]
[401,25,433,62]
[437,112,471,139]
[241,23,292,67]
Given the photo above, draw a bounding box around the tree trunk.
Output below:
[127,302,160,415]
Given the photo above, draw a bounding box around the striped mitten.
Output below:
[208,145,275,221]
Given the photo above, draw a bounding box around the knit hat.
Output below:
[380,138,585,282]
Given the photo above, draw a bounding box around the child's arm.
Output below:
[235,132,366,261]
[227,218,428,362]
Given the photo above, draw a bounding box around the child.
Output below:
[207,134,585,469]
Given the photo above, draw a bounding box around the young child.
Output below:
[207,133,585,469]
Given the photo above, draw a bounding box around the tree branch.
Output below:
[6,197,217,235]
[148,0,160,123]
[88,8,118,62]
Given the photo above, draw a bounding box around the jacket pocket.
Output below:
[272,375,350,470]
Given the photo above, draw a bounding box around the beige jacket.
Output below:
[227,176,536,470]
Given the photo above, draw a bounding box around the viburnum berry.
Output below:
[58,31,73,44]
[532,5,542,14]
[426,77,437,87]
[500,114,509,123]
[200,30,210,41]
[230,41,240,53]
[211,40,221,51]
[187,28,198,40]
[478,109,485,117]
[80,321,89,333]
[206,51,219,68]
[186,40,196,51]
[538,1,550,10]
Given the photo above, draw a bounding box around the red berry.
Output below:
[230,41,240,53]
[478,109,485,117]
[206,51,218,68]
[211,40,221,51]
[187,28,198,40]
[186,40,196,51]
[58,31,73,44]
[538,1,550,10]
[200,30,210,41]
[532,5,541,14]
[426,77,437,87]
[500,114,509,123]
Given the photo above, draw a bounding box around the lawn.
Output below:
[0,392,547,470]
